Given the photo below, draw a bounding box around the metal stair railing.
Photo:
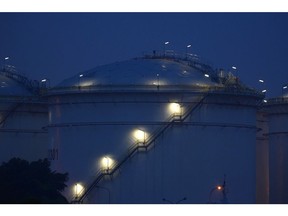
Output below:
[0,69,40,94]
[72,94,208,203]
[180,94,207,123]
[0,101,26,126]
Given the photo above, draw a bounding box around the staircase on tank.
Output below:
[71,93,208,204]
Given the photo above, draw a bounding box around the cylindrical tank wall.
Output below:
[88,125,256,204]
[266,103,288,204]
[256,111,269,204]
[0,100,48,163]
[48,92,260,203]
[48,92,202,200]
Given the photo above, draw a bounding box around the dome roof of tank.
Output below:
[0,71,34,96]
[57,57,221,88]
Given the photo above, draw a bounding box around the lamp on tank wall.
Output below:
[74,183,84,199]
[134,129,146,144]
[101,156,113,172]
[169,103,181,116]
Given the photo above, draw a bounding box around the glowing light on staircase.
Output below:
[101,156,113,171]
[74,183,84,198]
[134,129,146,143]
[169,103,181,115]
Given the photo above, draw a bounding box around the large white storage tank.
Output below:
[263,93,288,203]
[0,67,48,163]
[48,52,263,204]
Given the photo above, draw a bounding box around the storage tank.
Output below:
[47,52,263,204]
[0,66,48,163]
[263,93,288,203]
[256,107,269,203]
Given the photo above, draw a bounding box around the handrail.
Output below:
[142,50,214,73]
[0,69,40,94]
[72,94,208,203]
[181,95,207,122]
[47,84,261,99]
[263,97,288,105]
[0,101,25,126]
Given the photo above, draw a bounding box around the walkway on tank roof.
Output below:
[141,50,214,75]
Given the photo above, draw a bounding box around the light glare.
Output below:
[134,129,146,143]
[169,103,181,115]
[259,79,264,83]
[204,74,209,78]
[101,156,113,170]
[74,183,84,197]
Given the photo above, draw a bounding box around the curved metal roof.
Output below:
[57,57,221,88]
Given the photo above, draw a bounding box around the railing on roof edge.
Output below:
[47,84,262,98]
[0,68,40,94]
[142,50,214,71]
[264,97,288,105]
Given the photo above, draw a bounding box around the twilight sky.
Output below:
[0,13,288,97]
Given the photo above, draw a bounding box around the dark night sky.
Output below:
[0,12,288,98]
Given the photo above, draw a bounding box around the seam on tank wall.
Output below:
[46,122,256,129]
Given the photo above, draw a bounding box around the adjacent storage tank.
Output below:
[0,67,48,163]
[256,108,269,204]
[263,94,288,203]
[48,52,263,203]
